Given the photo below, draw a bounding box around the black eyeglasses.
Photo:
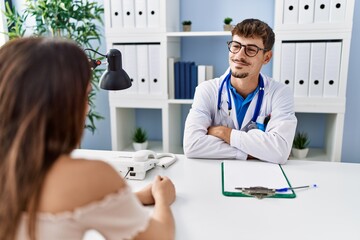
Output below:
[227,41,267,57]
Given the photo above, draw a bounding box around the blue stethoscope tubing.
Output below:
[217,72,265,122]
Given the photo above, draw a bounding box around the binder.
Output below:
[280,42,296,92]
[123,0,135,28]
[309,42,326,97]
[283,0,299,24]
[174,61,181,99]
[134,0,147,28]
[190,64,198,99]
[136,44,150,94]
[329,0,346,22]
[110,0,123,28]
[148,44,161,95]
[123,44,138,93]
[147,0,160,28]
[205,65,214,80]
[221,161,296,199]
[298,0,315,24]
[314,0,330,23]
[197,65,206,85]
[179,62,186,99]
[168,57,179,99]
[197,65,213,86]
[323,41,342,97]
[184,62,194,99]
[294,42,311,96]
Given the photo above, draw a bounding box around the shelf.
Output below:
[294,97,346,113]
[274,23,353,34]
[168,99,193,104]
[290,148,329,162]
[123,140,164,152]
[166,97,347,114]
[166,31,231,37]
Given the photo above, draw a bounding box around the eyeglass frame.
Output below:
[227,40,268,57]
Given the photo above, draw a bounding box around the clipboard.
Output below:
[221,161,296,199]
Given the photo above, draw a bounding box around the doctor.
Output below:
[183,18,297,164]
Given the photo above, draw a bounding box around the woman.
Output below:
[0,37,175,240]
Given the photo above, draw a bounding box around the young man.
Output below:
[183,18,297,164]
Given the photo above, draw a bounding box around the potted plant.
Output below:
[132,127,148,151]
[292,132,310,159]
[223,17,233,31]
[3,0,104,134]
[182,20,192,32]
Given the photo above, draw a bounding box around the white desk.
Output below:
[74,149,360,240]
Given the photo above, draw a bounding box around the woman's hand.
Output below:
[151,175,176,206]
[136,183,155,205]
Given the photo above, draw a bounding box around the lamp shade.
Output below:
[99,49,132,90]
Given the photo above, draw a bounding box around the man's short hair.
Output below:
[232,18,275,51]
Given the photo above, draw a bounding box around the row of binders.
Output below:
[108,0,161,29]
[113,43,162,95]
[168,58,213,99]
[280,41,341,97]
[283,0,347,24]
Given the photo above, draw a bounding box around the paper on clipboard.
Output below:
[221,160,296,198]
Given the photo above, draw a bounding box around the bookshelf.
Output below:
[272,0,355,162]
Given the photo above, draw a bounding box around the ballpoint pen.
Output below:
[275,184,317,192]
[234,184,317,192]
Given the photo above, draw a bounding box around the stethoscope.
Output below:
[217,71,265,122]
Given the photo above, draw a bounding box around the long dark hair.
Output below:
[0,37,91,239]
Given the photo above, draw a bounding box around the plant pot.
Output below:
[133,141,148,151]
[223,24,233,31]
[183,25,191,32]
[291,148,309,159]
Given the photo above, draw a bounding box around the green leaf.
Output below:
[1,0,105,134]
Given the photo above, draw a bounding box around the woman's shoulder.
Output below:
[39,156,126,213]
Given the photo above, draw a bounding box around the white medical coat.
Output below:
[183,69,297,164]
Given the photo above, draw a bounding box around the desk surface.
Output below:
[73,149,360,240]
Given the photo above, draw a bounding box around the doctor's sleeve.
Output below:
[183,82,247,159]
[229,85,297,164]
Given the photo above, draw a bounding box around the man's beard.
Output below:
[231,70,248,78]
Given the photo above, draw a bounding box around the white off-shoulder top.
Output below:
[16,185,151,240]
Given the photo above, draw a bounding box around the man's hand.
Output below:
[207,126,232,144]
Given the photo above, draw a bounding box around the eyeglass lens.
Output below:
[227,41,260,57]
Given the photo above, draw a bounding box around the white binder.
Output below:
[294,42,311,96]
[197,65,206,85]
[123,44,138,93]
[123,0,135,28]
[205,66,214,80]
[280,42,296,92]
[314,0,330,23]
[330,0,346,22]
[323,41,342,97]
[136,44,150,94]
[283,0,299,24]
[147,0,160,28]
[298,0,315,24]
[110,0,123,28]
[134,0,147,28]
[148,44,161,95]
[309,42,326,96]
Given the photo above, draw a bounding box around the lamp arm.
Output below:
[84,48,107,57]
[84,48,107,69]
